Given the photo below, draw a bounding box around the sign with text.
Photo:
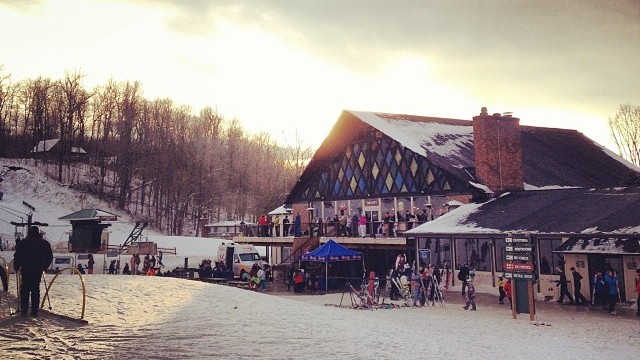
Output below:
[98,215,118,222]
[505,237,530,244]
[506,253,533,262]
[505,245,534,253]
[504,262,535,272]
[504,272,535,280]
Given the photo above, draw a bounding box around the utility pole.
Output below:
[10,213,49,233]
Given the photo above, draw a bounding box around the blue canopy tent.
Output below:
[299,239,364,292]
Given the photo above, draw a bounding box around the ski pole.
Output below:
[41,272,52,311]
[4,290,13,316]
[16,270,21,314]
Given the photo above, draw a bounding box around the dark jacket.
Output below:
[572,270,583,290]
[458,265,469,281]
[14,232,53,276]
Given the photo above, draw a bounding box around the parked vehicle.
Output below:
[216,242,267,278]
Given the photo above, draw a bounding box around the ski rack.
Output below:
[391,275,413,307]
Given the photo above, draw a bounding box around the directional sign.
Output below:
[504,272,535,280]
[505,245,534,253]
[506,253,533,262]
[504,262,535,272]
[505,237,529,244]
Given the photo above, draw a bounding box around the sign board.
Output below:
[506,253,532,262]
[98,215,118,221]
[505,245,534,253]
[505,262,535,272]
[514,279,530,314]
[54,257,72,265]
[504,272,535,280]
[364,199,379,206]
[505,237,529,244]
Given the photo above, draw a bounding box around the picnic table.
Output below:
[227,280,252,289]
[203,277,228,284]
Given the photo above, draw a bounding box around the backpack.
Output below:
[457,271,465,281]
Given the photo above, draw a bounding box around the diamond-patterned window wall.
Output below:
[291,135,464,201]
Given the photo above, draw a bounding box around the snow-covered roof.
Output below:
[350,111,474,170]
[31,139,87,154]
[59,208,118,221]
[554,237,640,255]
[268,205,292,215]
[406,187,640,236]
[286,110,640,203]
[204,220,244,227]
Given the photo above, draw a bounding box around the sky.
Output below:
[1,0,639,151]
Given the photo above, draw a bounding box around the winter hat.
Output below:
[28,226,40,237]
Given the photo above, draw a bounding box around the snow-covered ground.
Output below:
[1,159,639,359]
[0,274,638,360]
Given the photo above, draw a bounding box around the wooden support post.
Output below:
[512,279,518,319]
[529,281,535,321]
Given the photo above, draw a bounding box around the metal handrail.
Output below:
[40,267,86,319]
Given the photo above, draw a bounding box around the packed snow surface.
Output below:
[0,273,638,359]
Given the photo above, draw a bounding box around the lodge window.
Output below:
[538,238,562,275]
[495,238,506,272]
[417,237,452,268]
[455,238,492,271]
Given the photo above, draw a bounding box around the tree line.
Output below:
[0,68,313,235]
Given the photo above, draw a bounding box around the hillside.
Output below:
[0,158,163,249]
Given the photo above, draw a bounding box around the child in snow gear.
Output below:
[498,276,506,304]
[463,280,476,311]
[504,279,513,309]
[458,263,470,296]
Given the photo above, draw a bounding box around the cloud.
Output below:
[152,0,640,114]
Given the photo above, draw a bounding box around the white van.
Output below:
[216,242,267,278]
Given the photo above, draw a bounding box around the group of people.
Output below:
[254,208,439,239]
[197,259,234,279]
[555,266,624,314]
[387,254,446,307]
[286,267,319,293]
[257,213,302,237]
[241,263,268,291]
[74,254,95,275]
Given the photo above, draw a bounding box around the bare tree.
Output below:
[609,104,640,166]
[0,67,19,156]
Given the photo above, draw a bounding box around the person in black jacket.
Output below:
[13,226,53,317]
[571,267,588,305]
[556,267,574,305]
[458,263,470,296]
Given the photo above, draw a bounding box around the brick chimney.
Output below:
[472,107,524,192]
